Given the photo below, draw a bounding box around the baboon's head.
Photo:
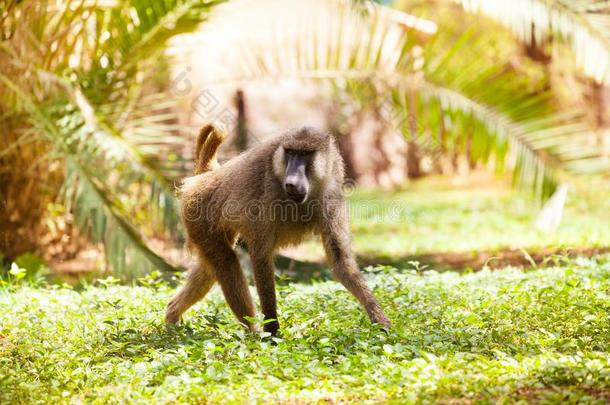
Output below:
[273,127,332,204]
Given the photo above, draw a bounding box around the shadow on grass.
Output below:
[101,319,224,359]
[45,245,610,287]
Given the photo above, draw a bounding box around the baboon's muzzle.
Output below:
[284,153,310,203]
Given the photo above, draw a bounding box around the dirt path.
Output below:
[400,246,610,270]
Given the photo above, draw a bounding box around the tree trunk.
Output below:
[372,108,392,184]
[465,130,477,170]
[233,89,248,152]
[524,23,552,66]
[406,91,422,179]
[592,81,610,157]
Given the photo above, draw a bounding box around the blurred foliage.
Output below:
[353,175,610,261]
[211,0,609,198]
[456,0,610,85]
[0,0,222,277]
[0,0,608,279]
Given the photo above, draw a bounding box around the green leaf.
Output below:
[9,263,26,280]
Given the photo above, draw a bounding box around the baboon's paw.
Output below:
[369,308,391,329]
[263,320,280,336]
[164,302,183,325]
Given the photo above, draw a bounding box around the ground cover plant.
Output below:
[2,255,610,403]
[2,1,609,403]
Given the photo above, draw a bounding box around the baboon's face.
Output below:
[282,148,314,203]
[273,128,331,203]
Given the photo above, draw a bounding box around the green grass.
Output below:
[289,175,610,264]
[3,255,610,403]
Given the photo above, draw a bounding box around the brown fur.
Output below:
[166,125,391,334]
[194,122,225,174]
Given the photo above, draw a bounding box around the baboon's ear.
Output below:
[272,145,286,180]
[311,149,328,180]
[328,139,345,181]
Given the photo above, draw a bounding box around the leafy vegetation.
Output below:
[1,1,608,402]
[2,256,610,403]
[456,0,610,84]
[2,0,608,279]
[0,0,222,274]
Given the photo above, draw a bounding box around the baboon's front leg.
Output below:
[250,253,279,335]
[321,202,391,328]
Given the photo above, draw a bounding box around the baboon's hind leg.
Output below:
[165,259,216,324]
[205,240,257,330]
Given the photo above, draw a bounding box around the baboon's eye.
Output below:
[284,148,313,158]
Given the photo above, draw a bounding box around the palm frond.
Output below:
[195,0,607,199]
[415,81,588,197]
[1,0,223,275]
[457,0,610,84]
[0,71,182,276]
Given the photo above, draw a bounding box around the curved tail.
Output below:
[194,122,227,174]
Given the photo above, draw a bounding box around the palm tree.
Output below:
[2,0,608,278]
[454,0,610,173]
[0,0,222,277]
[191,0,608,198]
[456,0,610,84]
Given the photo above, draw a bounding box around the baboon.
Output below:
[166,123,391,335]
